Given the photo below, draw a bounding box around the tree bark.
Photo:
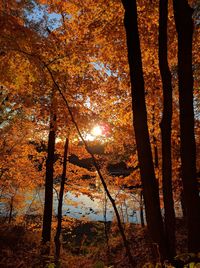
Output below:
[173,0,200,252]
[158,0,176,258]
[121,0,167,260]
[42,89,57,253]
[54,137,69,266]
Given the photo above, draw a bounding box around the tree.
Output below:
[158,0,176,258]
[41,88,57,251]
[173,0,200,252]
[54,136,69,266]
[121,0,167,259]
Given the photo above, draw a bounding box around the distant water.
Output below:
[0,187,145,224]
[0,186,183,223]
[55,190,143,223]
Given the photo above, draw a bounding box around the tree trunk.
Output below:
[140,190,145,228]
[103,193,110,254]
[54,137,69,266]
[173,0,200,252]
[158,0,176,258]
[8,196,13,224]
[42,90,57,253]
[121,0,167,259]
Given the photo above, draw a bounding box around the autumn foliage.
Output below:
[0,0,200,267]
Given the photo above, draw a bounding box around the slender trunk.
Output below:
[124,200,129,223]
[8,196,13,224]
[120,204,125,225]
[42,90,57,253]
[158,0,176,258]
[140,190,145,228]
[173,0,200,252]
[54,137,69,265]
[121,0,167,259]
[103,193,110,254]
[96,169,135,266]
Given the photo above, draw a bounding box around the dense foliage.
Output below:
[0,0,199,267]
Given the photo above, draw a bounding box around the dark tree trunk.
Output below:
[173,0,200,252]
[121,0,167,259]
[42,91,57,253]
[158,0,176,258]
[103,194,110,254]
[8,196,13,224]
[54,137,69,265]
[42,126,56,247]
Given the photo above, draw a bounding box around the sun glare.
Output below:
[91,125,102,136]
[85,125,107,141]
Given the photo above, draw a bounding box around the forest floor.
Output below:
[0,217,195,268]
